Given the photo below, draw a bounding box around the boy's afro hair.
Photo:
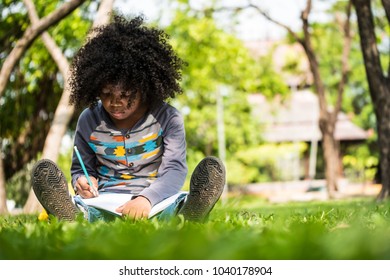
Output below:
[69,14,185,109]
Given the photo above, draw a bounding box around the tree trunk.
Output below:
[376,105,390,199]
[353,0,390,200]
[299,0,351,197]
[23,0,115,213]
[320,116,340,196]
[22,93,76,213]
[0,142,8,214]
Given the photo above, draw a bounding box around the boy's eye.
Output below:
[99,90,132,100]
[120,92,131,99]
[100,92,111,99]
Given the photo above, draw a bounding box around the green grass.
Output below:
[1,196,390,260]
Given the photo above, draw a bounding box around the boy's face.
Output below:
[99,84,146,128]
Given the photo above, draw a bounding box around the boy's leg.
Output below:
[157,192,187,221]
[73,195,118,222]
[31,159,79,221]
[178,156,226,222]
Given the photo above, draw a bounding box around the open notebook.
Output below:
[80,191,186,218]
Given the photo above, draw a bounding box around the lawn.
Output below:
[0,196,389,260]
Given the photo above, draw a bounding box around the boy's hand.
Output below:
[116,196,152,220]
[75,176,99,198]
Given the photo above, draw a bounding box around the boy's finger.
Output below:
[89,187,99,197]
[115,205,124,213]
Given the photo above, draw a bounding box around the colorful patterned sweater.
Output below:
[70,101,187,206]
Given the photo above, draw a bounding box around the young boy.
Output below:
[31,15,225,222]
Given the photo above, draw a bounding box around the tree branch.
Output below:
[299,0,328,116]
[23,0,70,78]
[93,0,114,28]
[300,0,311,43]
[248,0,327,115]
[0,0,86,98]
[334,0,352,118]
[247,2,303,44]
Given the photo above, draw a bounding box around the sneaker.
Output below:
[31,159,78,221]
[178,156,226,222]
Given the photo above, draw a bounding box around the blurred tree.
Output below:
[0,0,87,214]
[166,8,287,161]
[304,3,378,183]
[219,0,353,198]
[166,10,260,157]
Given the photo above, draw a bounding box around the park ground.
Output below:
[241,179,381,203]
[1,183,389,260]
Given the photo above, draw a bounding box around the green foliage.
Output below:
[166,8,291,189]
[57,147,74,183]
[256,51,289,99]
[226,159,260,186]
[227,143,308,185]
[6,147,73,207]
[343,145,379,183]
[166,10,262,157]
[1,197,390,259]
[5,162,34,208]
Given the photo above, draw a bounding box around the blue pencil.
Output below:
[73,146,98,196]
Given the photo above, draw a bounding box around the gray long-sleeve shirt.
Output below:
[70,101,187,206]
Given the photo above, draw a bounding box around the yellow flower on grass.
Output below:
[38,209,49,221]
[114,146,126,157]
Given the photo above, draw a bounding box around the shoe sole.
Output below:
[31,159,78,221]
[178,156,226,222]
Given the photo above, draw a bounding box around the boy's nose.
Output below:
[110,93,122,104]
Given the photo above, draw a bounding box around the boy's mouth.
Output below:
[110,111,125,118]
